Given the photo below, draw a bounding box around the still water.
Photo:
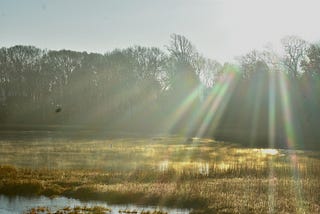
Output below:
[0,195,190,214]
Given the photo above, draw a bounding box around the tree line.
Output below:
[0,34,319,149]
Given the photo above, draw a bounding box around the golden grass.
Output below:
[0,136,320,213]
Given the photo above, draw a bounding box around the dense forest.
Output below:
[1,34,320,149]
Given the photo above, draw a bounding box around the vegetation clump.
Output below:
[24,205,112,214]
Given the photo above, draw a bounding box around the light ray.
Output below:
[268,72,276,149]
[248,77,264,147]
[278,74,296,149]
[196,70,238,137]
[268,72,276,213]
[278,73,305,213]
[162,85,203,134]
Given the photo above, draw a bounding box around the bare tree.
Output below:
[196,57,222,87]
[238,50,269,79]
[301,43,320,77]
[165,34,201,93]
[167,34,197,64]
[281,35,308,77]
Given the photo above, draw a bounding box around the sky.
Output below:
[1,0,320,63]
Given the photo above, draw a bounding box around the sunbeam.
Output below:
[267,72,277,213]
[278,73,306,213]
[248,75,265,147]
[162,85,203,134]
[268,72,276,149]
[279,74,296,149]
[196,69,238,137]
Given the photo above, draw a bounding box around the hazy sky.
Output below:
[1,0,320,63]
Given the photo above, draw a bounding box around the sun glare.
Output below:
[260,149,279,155]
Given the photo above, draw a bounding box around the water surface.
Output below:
[0,195,190,214]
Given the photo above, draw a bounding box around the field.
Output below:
[0,131,320,213]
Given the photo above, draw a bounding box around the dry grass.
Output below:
[24,205,113,214]
[0,134,320,213]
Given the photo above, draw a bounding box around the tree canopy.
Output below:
[1,34,320,149]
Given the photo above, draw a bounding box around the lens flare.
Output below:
[268,72,276,149]
[196,71,238,137]
[279,74,296,149]
[278,73,305,213]
[163,85,202,133]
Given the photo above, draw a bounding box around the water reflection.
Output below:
[0,195,190,214]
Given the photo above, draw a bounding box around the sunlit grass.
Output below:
[0,135,319,213]
[0,136,318,175]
